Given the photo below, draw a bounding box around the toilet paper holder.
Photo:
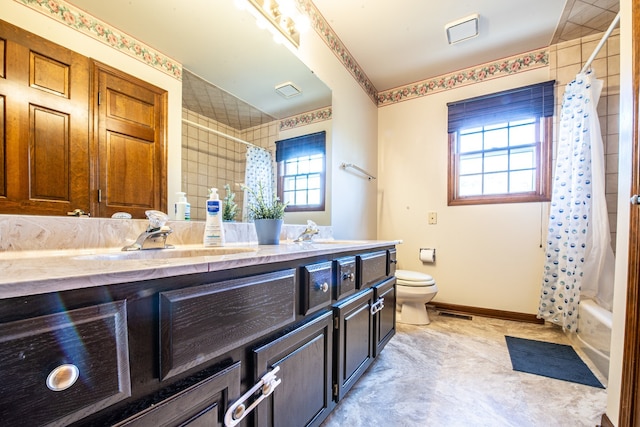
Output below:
[419,248,436,263]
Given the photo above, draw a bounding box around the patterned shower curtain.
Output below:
[243,146,274,222]
[538,71,616,331]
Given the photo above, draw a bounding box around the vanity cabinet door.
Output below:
[159,269,296,380]
[253,311,334,427]
[114,362,241,427]
[0,300,130,427]
[373,277,396,357]
[333,288,374,401]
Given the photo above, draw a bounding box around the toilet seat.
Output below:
[395,269,435,287]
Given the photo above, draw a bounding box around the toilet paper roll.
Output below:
[420,248,435,263]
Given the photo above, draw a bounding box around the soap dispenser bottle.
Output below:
[203,188,225,246]
[175,192,191,221]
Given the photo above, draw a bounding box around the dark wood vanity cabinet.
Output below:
[0,246,396,427]
[253,311,334,427]
[114,362,241,427]
[333,288,375,401]
[0,301,130,426]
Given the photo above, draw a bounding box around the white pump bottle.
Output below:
[203,188,225,246]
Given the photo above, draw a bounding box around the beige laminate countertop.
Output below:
[0,240,398,299]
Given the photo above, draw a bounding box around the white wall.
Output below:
[2,0,183,212]
[377,68,551,314]
[293,27,379,239]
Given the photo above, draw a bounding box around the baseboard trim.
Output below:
[600,413,613,427]
[430,302,545,324]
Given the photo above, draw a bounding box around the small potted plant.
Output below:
[242,182,287,244]
[222,184,238,222]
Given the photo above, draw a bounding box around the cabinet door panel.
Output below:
[334,288,374,401]
[0,300,130,426]
[0,19,90,215]
[115,362,241,427]
[160,270,296,380]
[95,61,166,218]
[374,277,396,356]
[253,311,334,427]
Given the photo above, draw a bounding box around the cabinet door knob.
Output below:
[46,364,79,391]
[342,273,354,282]
[317,282,329,293]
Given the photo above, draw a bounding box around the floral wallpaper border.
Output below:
[298,1,549,108]
[15,0,183,80]
[279,106,332,131]
[297,0,378,105]
[377,49,549,106]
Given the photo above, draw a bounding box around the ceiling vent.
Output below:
[275,82,302,98]
[445,14,479,44]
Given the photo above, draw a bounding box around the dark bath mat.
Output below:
[505,336,604,389]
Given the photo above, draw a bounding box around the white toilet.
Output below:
[395,269,438,325]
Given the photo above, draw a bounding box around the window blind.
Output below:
[447,80,555,133]
[275,131,326,162]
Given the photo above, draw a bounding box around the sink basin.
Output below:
[72,247,257,261]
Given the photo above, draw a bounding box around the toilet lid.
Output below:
[395,269,435,287]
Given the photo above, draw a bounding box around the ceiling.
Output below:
[313,0,620,91]
[66,0,619,130]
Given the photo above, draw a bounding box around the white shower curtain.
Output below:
[538,71,615,331]
[243,146,274,222]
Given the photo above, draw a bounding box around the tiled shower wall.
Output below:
[549,29,620,250]
[181,109,278,221]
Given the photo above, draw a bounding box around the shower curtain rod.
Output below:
[181,118,265,150]
[580,11,621,74]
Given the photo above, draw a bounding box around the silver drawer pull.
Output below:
[46,364,79,392]
[224,366,281,427]
[316,282,329,293]
[370,297,385,315]
[342,273,354,282]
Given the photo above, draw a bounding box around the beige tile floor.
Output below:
[321,308,608,427]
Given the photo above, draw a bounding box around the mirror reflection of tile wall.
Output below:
[181,109,278,221]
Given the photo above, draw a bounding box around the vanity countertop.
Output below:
[0,240,399,299]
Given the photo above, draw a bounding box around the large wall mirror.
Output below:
[44,0,333,223]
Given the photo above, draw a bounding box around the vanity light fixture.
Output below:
[275,81,302,98]
[445,13,479,44]
[246,0,303,48]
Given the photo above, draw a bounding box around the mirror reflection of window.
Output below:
[276,131,326,212]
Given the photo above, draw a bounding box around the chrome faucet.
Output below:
[294,220,319,242]
[122,210,174,251]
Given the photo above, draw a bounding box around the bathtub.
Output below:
[570,298,612,381]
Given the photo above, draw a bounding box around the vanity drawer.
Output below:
[0,300,130,427]
[115,362,241,427]
[357,251,389,289]
[334,256,357,300]
[388,248,397,276]
[301,261,333,315]
[159,269,296,380]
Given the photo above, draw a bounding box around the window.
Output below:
[276,131,326,211]
[447,81,555,206]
